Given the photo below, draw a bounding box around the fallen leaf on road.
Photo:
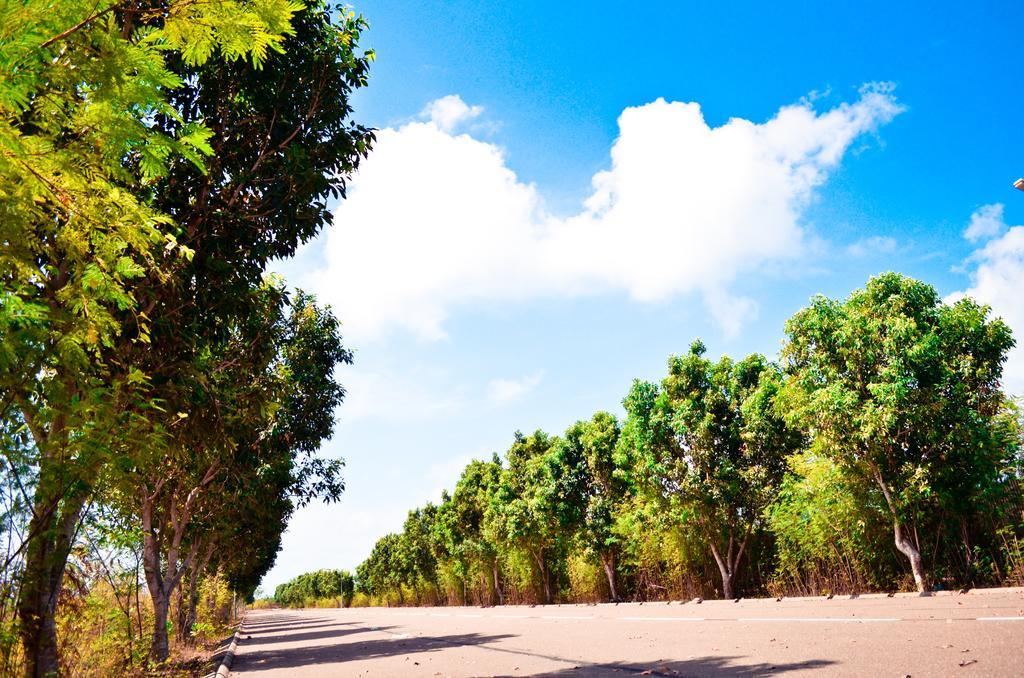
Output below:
[959,659,978,667]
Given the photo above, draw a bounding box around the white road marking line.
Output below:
[621,617,706,622]
[739,617,899,623]
[540,615,595,620]
[456,614,483,618]
[493,614,530,618]
[977,616,1024,621]
[429,613,451,617]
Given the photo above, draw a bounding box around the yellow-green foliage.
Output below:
[565,553,605,603]
[192,572,235,640]
[249,599,276,610]
[766,452,900,595]
[56,580,151,677]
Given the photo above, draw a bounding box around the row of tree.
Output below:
[348,274,1023,607]
[1,1,373,674]
[274,569,355,608]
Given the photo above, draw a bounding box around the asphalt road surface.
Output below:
[230,589,1024,677]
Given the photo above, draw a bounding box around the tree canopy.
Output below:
[0,0,373,673]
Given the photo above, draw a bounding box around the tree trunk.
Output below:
[531,550,551,604]
[150,591,170,664]
[492,560,503,606]
[601,551,619,602]
[712,556,734,600]
[708,535,748,600]
[894,520,928,592]
[17,482,88,678]
[873,466,929,592]
[140,488,201,663]
[174,571,201,643]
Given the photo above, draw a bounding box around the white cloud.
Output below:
[846,235,898,257]
[312,86,903,343]
[486,371,545,404]
[420,94,483,132]
[947,208,1024,396]
[964,203,1007,242]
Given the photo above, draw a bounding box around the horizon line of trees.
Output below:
[324,273,1022,608]
[272,569,355,608]
[1,1,373,674]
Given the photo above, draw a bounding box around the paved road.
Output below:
[231,589,1024,677]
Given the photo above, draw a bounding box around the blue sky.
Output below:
[262,1,1024,592]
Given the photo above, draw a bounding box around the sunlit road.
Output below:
[230,589,1024,677]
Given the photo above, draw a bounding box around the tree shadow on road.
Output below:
[522,655,836,677]
[232,630,516,672]
[242,623,374,646]
[242,618,331,630]
[242,615,346,635]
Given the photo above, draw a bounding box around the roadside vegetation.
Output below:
[0,0,373,675]
[281,273,1022,609]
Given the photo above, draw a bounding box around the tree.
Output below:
[551,412,628,600]
[1,2,307,672]
[779,273,1016,591]
[400,507,439,604]
[451,458,504,605]
[493,432,561,603]
[624,343,799,599]
[129,287,349,660]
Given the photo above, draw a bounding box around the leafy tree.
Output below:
[779,273,1016,591]
[550,412,628,600]
[128,286,349,660]
[400,507,439,604]
[121,1,372,653]
[0,2,309,672]
[624,343,800,598]
[493,432,561,603]
[173,290,350,640]
[450,458,504,604]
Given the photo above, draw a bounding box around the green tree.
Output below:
[1,2,308,672]
[441,458,504,604]
[551,412,628,600]
[129,287,349,660]
[493,432,561,603]
[624,343,799,599]
[400,507,439,604]
[173,291,350,640]
[779,273,1016,591]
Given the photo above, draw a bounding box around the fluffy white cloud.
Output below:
[420,94,483,132]
[948,206,1024,396]
[846,235,897,257]
[964,203,1007,242]
[486,371,545,404]
[311,85,902,342]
